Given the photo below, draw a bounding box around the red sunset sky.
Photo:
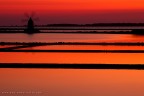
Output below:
[1,0,144,25]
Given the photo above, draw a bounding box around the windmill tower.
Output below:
[27,17,34,32]
[23,13,39,33]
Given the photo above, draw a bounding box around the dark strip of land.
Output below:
[1,42,144,46]
[47,23,144,26]
[1,49,144,53]
[0,63,144,70]
[0,31,133,34]
[1,23,144,27]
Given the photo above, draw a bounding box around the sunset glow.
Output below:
[1,0,144,95]
[1,0,144,10]
[1,0,144,25]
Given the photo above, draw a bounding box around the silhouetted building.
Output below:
[24,17,39,33]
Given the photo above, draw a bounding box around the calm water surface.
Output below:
[0,52,144,64]
[0,69,144,96]
[1,32,144,96]
[0,33,144,42]
[0,33,144,64]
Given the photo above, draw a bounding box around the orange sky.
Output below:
[1,0,144,25]
[1,0,144,11]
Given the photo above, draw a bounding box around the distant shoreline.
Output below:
[1,23,144,27]
[1,49,144,53]
[1,24,144,34]
[1,42,144,46]
[0,31,132,34]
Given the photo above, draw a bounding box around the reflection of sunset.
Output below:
[0,69,144,96]
[1,33,144,42]
[29,45,144,50]
[1,52,144,64]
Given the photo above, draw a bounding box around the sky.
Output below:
[1,0,144,25]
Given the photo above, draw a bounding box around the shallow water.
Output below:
[1,32,144,96]
[0,33,144,64]
[21,45,144,50]
[1,69,144,96]
[0,33,143,42]
[0,52,144,64]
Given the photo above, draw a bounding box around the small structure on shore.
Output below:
[131,29,144,34]
[24,17,39,33]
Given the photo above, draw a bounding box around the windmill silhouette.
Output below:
[22,12,40,33]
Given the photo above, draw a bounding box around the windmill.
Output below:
[22,12,40,33]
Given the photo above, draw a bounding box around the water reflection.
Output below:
[0,69,144,96]
[1,33,144,64]
[0,33,139,42]
[1,32,144,96]
[20,45,144,50]
[0,52,144,64]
